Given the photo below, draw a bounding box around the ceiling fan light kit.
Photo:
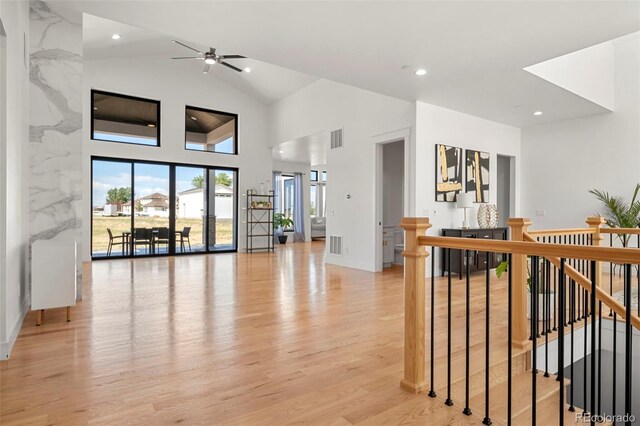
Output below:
[171,40,246,73]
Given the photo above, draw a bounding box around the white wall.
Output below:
[414,102,521,275]
[521,33,640,230]
[0,0,30,359]
[273,160,312,242]
[83,55,272,259]
[270,79,415,271]
[382,141,404,228]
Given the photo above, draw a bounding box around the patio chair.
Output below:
[153,227,170,254]
[176,226,192,252]
[133,228,152,254]
[106,228,126,256]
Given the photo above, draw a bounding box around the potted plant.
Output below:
[496,257,555,321]
[589,184,640,247]
[274,213,294,244]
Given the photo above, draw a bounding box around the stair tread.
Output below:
[468,370,566,424]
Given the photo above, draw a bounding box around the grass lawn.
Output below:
[92,216,233,254]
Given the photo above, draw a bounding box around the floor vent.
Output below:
[329,236,342,255]
[330,129,343,149]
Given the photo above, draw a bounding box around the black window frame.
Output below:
[310,170,318,182]
[90,89,161,148]
[90,155,239,260]
[184,105,239,156]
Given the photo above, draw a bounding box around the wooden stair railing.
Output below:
[401,216,638,425]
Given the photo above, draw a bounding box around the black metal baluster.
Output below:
[624,264,632,426]
[609,234,613,316]
[569,266,575,412]
[507,253,513,426]
[530,254,534,340]
[446,248,453,406]
[553,236,557,331]
[430,246,437,398]
[583,288,588,416]
[531,256,539,426]
[544,256,550,377]
[558,258,566,426]
[463,250,472,416]
[597,300,602,417]
[541,241,547,338]
[590,261,596,425]
[482,252,491,426]
[612,310,616,417]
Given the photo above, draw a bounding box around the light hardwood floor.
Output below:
[1,242,569,425]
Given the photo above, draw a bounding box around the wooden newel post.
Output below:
[586,216,605,287]
[399,217,432,393]
[507,218,533,349]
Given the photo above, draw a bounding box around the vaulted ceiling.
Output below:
[70,1,640,127]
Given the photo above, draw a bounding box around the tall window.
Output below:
[310,170,326,217]
[185,106,237,155]
[91,90,160,146]
[275,174,295,231]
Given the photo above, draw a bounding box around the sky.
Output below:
[92,160,214,207]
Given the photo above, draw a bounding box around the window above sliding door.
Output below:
[91,90,160,146]
[185,106,237,155]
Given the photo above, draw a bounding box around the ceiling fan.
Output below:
[171,40,246,73]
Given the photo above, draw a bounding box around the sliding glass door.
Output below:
[91,157,237,259]
[91,159,132,258]
[132,163,170,256]
[175,166,207,253]
[208,169,237,251]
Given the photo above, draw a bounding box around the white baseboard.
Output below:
[0,296,29,360]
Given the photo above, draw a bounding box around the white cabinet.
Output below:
[31,240,77,325]
[383,227,395,268]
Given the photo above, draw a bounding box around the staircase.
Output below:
[398,216,638,425]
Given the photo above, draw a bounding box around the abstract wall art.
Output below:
[435,144,463,202]
[465,149,490,203]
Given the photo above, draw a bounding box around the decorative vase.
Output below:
[477,203,498,228]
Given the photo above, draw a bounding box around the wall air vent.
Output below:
[330,128,343,150]
[329,235,342,255]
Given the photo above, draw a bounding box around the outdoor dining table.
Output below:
[121,228,167,255]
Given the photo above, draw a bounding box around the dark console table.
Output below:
[441,227,508,279]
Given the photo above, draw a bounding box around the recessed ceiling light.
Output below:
[533,111,543,116]
[147,123,156,128]
[279,150,284,154]
[244,67,251,73]
[112,34,121,40]
[415,68,428,76]
[190,116,197,121]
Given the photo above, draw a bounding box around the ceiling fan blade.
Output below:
[171,56,203,60]
[221,55,246,59]
[221,61,243,72]
[172,40,204,55]
[203,63,211,74]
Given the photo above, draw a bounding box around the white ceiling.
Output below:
[83,14,319,105]
[63,1,640,128]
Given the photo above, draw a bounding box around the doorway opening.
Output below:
[496,154,515,227]
[375,135,408,272]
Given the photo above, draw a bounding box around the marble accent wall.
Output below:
[29,1,83,298]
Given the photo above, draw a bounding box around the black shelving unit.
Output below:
[244,189,275,252]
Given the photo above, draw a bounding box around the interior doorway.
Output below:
[496,154,515,227]
[375,132,409,272]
